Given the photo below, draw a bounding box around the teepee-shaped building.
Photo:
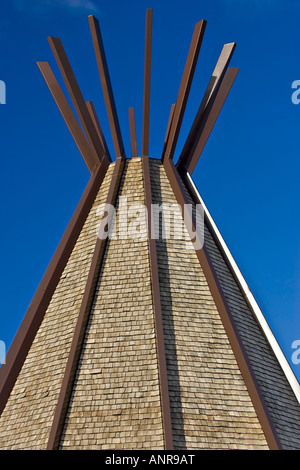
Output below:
[0,10,299,450]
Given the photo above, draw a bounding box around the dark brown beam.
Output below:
[162,20,207,162]
[128,107,138,158]
[162,157,281,451]
[177,44,237,174]
[48,37,106,165]
[0,162,109,417]
[203,42,236,102]
[187,67,239,174]
[162,103,176,158]
[47,158,125,450]
[86,100,112,162]
[142,8,153,157]
[88,15,125,159]
[177,42,235,172]
[141,154,174,450]
[37,62,98,173]
[187,67,238,174]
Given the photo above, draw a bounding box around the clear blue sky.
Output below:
[0,0,299,382]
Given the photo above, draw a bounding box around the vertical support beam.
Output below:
[187,67,239,174]
[128,107,138,158]
[37,62,99,173]
[141,155,174,450]
[187,67,238,174]
[201,42,236,106]
[0,162,109,417]
[162,103,176,158]
[177,42,236,173]
[162,157,281,451]
[178,66,239,175]
[88,15,125,159]
[162,20,207,162]
[86,100,112,162]
[47,158,125,450]
[141,14,172,443]
[142,8,153,157]
[48,37,106,164]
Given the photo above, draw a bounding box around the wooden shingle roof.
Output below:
[0,9,299,450]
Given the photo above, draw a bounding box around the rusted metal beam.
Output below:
[47,158,125,450]
[141,154,174,450]
[0,162,109,417]
[177,45,238,175]
[162,20,207,162]
[162,157,281,451]
[48,37,106,165]
[128,107,138,158]
[88,15,125,159]
[86,100,112,162]
[37,62,98,173]
[142,8,153,157]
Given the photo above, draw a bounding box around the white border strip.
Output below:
[187,172,300,404]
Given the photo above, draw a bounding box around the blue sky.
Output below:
[0,0,299,382]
